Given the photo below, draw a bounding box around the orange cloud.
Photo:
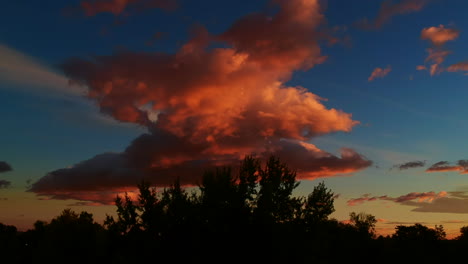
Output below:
[426,160,468,174]
[447,61,468,73]
[358,0,429,30]
[368,66,392,81]
[418,25,459,76]
[347,191,447,206]
[421,25,460,46]
[31,0,372,204]
[80,0,176,16]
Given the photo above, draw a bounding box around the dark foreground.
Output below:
[2,156,468,263]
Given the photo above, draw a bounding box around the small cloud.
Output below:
[418,25,459,76]
[416,65,427,70]
[392,160,425,170]
[421,25,460,46]
[357,0,429,30]
[0,161,12,173]
[80,0,177,16]
[426,160,468,174]
[347,191,446,206]
[0,180,11,189]
[447,61,468,73]
[368,66,392,82]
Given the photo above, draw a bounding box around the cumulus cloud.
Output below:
[80,0,177,16]
[421,25,460,46]
[368,66,392,82]
[347,191,447,206]
[0,161,12,173]
[0,180,11,189]
[418,25,459,76]
[30,0,372,204]
[358,0,429,30]
[392,160,425,170]
[426,160,468,174]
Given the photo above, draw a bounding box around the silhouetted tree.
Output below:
[255,156,301,224]
[458,226,468,241]
[0,223,20,263]
[302,181,336,225]
[349,211,377,237]
[23,209,105,264]
[393,223,445,241]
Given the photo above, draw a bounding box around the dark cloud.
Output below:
[0,161,12,173]
[393,160,425,170]
[348,190,468,214]
[357,0,429,30]
[347,191,447,206]
[30,130,372,203]
[0,180,11,189]
[407,197,468,214]
[80,0,177,16]
[426,160,468,174]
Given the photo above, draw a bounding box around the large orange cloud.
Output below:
[30,0,372,204]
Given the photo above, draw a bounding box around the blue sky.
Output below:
[2,0,468,237]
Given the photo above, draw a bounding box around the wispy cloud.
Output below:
[392,160,426,170]
[368,66,392,82]
[347,191,447,206]
[418,25,459,76]
[80,0,177,16]
[357,0,429,30]
[447,61,468,74]
[0,44,85,96]
[426,160,468,174]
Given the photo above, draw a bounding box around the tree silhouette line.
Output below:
[1,155,467,263]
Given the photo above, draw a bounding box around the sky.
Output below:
[2,0,468,238]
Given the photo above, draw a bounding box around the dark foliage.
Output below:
[1,155,466,263]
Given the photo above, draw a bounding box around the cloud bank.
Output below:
[30,0,372,204]
[347,191,447,206]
